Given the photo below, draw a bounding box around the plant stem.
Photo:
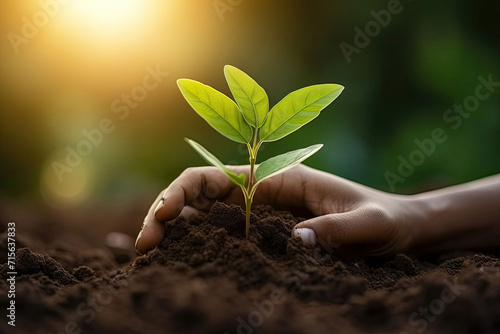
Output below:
[244,130,261,239]
[244,196,251,239]
[245,146,255,239]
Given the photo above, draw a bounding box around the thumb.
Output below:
[293,208,381,248]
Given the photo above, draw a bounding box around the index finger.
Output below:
[135,191,166,254]
[154,166,239,222]
[136,167,239,254]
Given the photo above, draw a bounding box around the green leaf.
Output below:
[178,79,252,143]
[224,65,269,128]
[255,144,323,182]
[185,138,246,187]
[259,84,344,142]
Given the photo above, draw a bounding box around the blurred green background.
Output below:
[1,0,499,211]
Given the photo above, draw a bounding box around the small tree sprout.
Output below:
[177,65,344,238]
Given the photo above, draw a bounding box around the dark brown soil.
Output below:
[1,202,500,334]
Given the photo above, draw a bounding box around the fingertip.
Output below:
[135,226,165,254]
[155,187,185,222]
[135,230,145,254]
[136,216,166,254]
[154,197,164,216]
[135,230,152,255]
[292,227,317,246]
[294,216,342,249]
[155,200,183,222]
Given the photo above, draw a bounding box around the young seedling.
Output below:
[177,65,343,239]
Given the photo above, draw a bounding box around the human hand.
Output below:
[135,164,423,256]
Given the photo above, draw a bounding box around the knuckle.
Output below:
[182,166,217,178]
[368,205,393,223]
[181,167,198,177]
[363,205,395,236]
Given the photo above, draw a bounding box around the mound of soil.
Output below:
[1,202,500,334]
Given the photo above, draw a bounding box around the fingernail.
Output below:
[154,197,164,215]
[293,228,317,246]
[135,230,143,254]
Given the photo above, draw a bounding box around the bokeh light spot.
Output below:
[40,150,96,207]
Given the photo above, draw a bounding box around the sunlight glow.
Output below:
[40,151,96,207]
[70,0,145,28]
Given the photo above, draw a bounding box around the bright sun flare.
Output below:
[69,0,146,29]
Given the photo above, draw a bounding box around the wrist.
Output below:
[406,193,452,247]
[389,194,438,250]
[370,192,433,252]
